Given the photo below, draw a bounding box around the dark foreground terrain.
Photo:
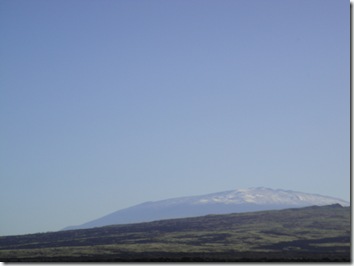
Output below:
[0,204,350,262]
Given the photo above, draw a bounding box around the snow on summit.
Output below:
[192,187,349,206]
[133,187,349,207]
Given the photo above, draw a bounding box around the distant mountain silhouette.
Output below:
[63,187,349,230]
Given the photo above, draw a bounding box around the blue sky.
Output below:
[0,0,349,236]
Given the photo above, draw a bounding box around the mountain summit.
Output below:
[63,187,349,231]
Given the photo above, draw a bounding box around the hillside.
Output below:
[0,204,350,262]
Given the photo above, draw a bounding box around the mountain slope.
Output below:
[64,187,349,230]
[0,205,350,262]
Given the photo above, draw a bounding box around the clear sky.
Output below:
[0,0,350,236]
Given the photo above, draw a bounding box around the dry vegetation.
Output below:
[0,204,350,262]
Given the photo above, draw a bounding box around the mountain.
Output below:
[63,187,349,231]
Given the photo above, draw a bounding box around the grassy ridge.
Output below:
[0,204,350,262]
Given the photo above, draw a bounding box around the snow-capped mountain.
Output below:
[63,187,349,231]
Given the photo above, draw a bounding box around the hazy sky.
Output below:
[1,0,349,236]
